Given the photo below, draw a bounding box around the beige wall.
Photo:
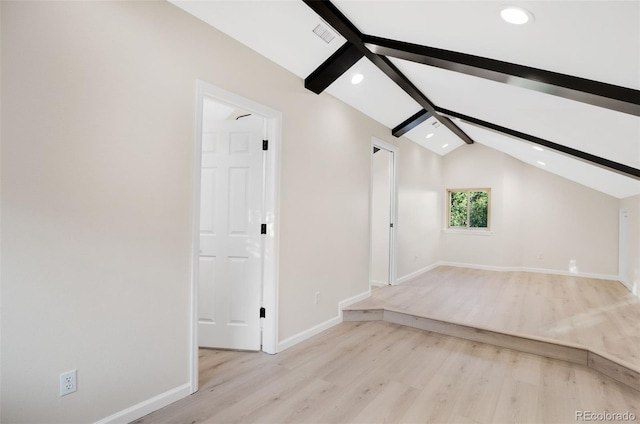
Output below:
[442,143,620,277]
[0,1,437,422]
[396,137,442,277]
[517,160,619,275]
[2,2,196,422]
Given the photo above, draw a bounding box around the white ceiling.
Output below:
[170,0,640,198]
[326,57,422,129]
[335,0,640,89]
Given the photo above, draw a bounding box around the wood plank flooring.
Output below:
[351,266,640,370]
[135,321,640,424]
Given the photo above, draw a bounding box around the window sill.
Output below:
[443,228,493,236]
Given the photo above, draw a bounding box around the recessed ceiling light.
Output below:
[537,161,546,166]
[351,73,364,85]
[425,133,434,139]
[533,146,544,151]
[441,144,449,149]
[500,6,534,25]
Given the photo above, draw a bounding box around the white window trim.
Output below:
[443,228,493,236]
[445,188,491,232]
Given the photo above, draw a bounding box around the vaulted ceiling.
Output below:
[170,0,640,199]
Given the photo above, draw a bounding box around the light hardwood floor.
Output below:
[352,267,640,370]
[136,321,639,424]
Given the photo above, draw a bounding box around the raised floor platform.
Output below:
[344,266,640,392]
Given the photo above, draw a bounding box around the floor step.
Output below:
[343,307,640,392]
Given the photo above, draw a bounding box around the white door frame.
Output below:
[190,81,281,394]
[619,208,630,291]
[369,137,398,286]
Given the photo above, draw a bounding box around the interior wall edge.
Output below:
[277,289,370,352]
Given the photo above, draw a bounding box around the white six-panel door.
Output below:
[198,116,264,351]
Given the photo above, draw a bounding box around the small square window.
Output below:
[447,189,490,229]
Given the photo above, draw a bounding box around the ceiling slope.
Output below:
[169,0,640,198]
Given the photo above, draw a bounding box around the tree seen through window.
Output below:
[448,189,489,229]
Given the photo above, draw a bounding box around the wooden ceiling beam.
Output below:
[302,0,474,144]
[304,42,364,94]
[365,35,640,117]
[392,109,432,137]
[437,107,640,180]
[303,0,638,178]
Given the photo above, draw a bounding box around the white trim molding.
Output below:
[369,137,399,287]
[439,261,620,281]
[392,261,622,289]
[277,290,370,352]
[396,263,441,285]
[443,229,493,236]
[94,383,191,424]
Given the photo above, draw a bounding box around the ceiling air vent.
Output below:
[312,23,336,44]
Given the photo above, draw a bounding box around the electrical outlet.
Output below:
[60,369,77,397]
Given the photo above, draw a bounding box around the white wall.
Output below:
[442,143,620,277]
[0,1,436,422]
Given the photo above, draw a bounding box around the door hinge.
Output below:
[261,224,267,234]
[260,307,266,318]
[390,223,394,228]
[262,140,268,151]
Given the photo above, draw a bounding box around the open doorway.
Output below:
[370,138,398,288]
[190,81,281,394]
[619,208,630,292]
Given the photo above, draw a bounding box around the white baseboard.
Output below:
[391,261,624,293]
[439,261,619,281]
[277,290,370,352]
[94,383,191,424]
[370,280,388,287]
[277,315,342,352]
[396,263,440,285]
[619,279,639,298]
[339,290,371,310]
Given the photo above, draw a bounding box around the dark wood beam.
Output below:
[436,107,640,180]
[304,0,638,179]
[305,42,364,94]
[392,109,432,137]
[302,0,474,144]
[364,35,640,117]
[367,54,474,144]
